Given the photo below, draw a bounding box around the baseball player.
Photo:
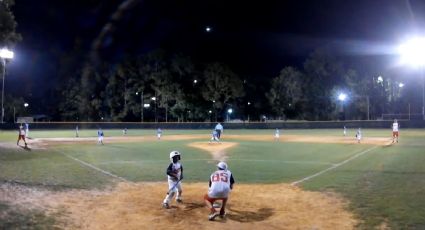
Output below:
[210,129,220,143]
[343,126,347,136]
[157,128,162,140]
[355,128,362,143]
[214,123,223,139]
[204,162,235,221]
[123,128,128,135]
[392,119,399,143]
[24,123,29,138]
[75,125,79,138]
[17,125,27,147]
[97,128,104,145]
[162,151,183,209]
[274,128,280,141]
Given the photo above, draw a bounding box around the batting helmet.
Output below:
[217,161,227,171]
[169,151,181,162]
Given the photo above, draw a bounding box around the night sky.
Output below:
[6,0,425,104]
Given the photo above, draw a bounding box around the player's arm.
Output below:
[180,165,183,180]
[230,174,235,189]
[208,178,212,188]
[166,163,178,180]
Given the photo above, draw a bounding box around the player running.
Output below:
[392,119,399,143]
[204,162,235,221]
[162,151,183,209]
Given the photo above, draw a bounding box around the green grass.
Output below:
[1,128,425,229]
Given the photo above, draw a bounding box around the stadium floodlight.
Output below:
[377,76,383,83]
[205,26,212,32]
[151,97,156,101]
[399,83,404,88]
[247,101,251,105]
[398,37,425,67]
[227,108,233,114]
[143,103,150,108]
[24,103,29,107]
[1,48,14,124]
[399,36,425,120]
[338,93,347,102]
[208,110,212,114]
[193,79,197,84]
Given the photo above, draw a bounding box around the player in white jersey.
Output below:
[157,128,162,140]
[274,128,280,141]
[355,128,362,143]
[392,119,399,143]
[204,162,235,221]
[17,125,27,147]
[343,126,347,136]
[162,151,183,209]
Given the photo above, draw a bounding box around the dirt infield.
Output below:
[24,134,392,148]
[0,182,357,229]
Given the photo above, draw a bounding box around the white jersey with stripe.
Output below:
[208,169,232,198]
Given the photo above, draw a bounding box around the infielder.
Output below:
[214,123,223,139]
[75,125,79,138]
[355,128,362,143]
[204,162,235,221]
[392,119,399,143]
[343,126,347,136]
[274,128,280,141]
[162,151,183,209]
[17,125,27,147]
[157,128,162,140]
[210,129,220,143]
[97,128,104,145]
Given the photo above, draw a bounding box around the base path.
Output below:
[0,182,358,230]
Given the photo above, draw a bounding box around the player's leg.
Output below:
[204,194,219,220]
[163,180,177,208]
[17,135,20,145]
[220,197,228,217]
[176,183,183,203]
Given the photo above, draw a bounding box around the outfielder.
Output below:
[392,119,399,143]
[274,128,280,141]
[97,128,104,145]
[162,151,183,209]
[157,128,162,140]
[343,126,347,136]
[204,162,235,221]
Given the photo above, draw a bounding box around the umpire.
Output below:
[215,123,223,139]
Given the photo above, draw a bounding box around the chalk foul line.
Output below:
[291,145,379,186]
[55,149,131,183]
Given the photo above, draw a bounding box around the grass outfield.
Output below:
[1,128,425,228]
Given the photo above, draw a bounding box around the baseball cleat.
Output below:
[208,212,219,221]
[162,203,170,209]
[219,211,226,218]
[176,198,183,203]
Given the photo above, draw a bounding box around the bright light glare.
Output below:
[205,26,212,32]
[151,97,156,101]
[377,76,383,83]
[24,103,29,107]
[398,37,425,67]
[338,93,347,101]
[143,104,150,108]
[193,79,197,83]
[227,108,233,114]
[208,110,212,114]
[399,83,404,88]
[0,48,14,59]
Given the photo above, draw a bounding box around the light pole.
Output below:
[1,48,14,123]
[151,96,157,122]
[398,36,425,120]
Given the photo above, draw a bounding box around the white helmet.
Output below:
[169,151,181,162]
[217,162,227,171]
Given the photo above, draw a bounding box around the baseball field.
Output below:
[1,128,425,229]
